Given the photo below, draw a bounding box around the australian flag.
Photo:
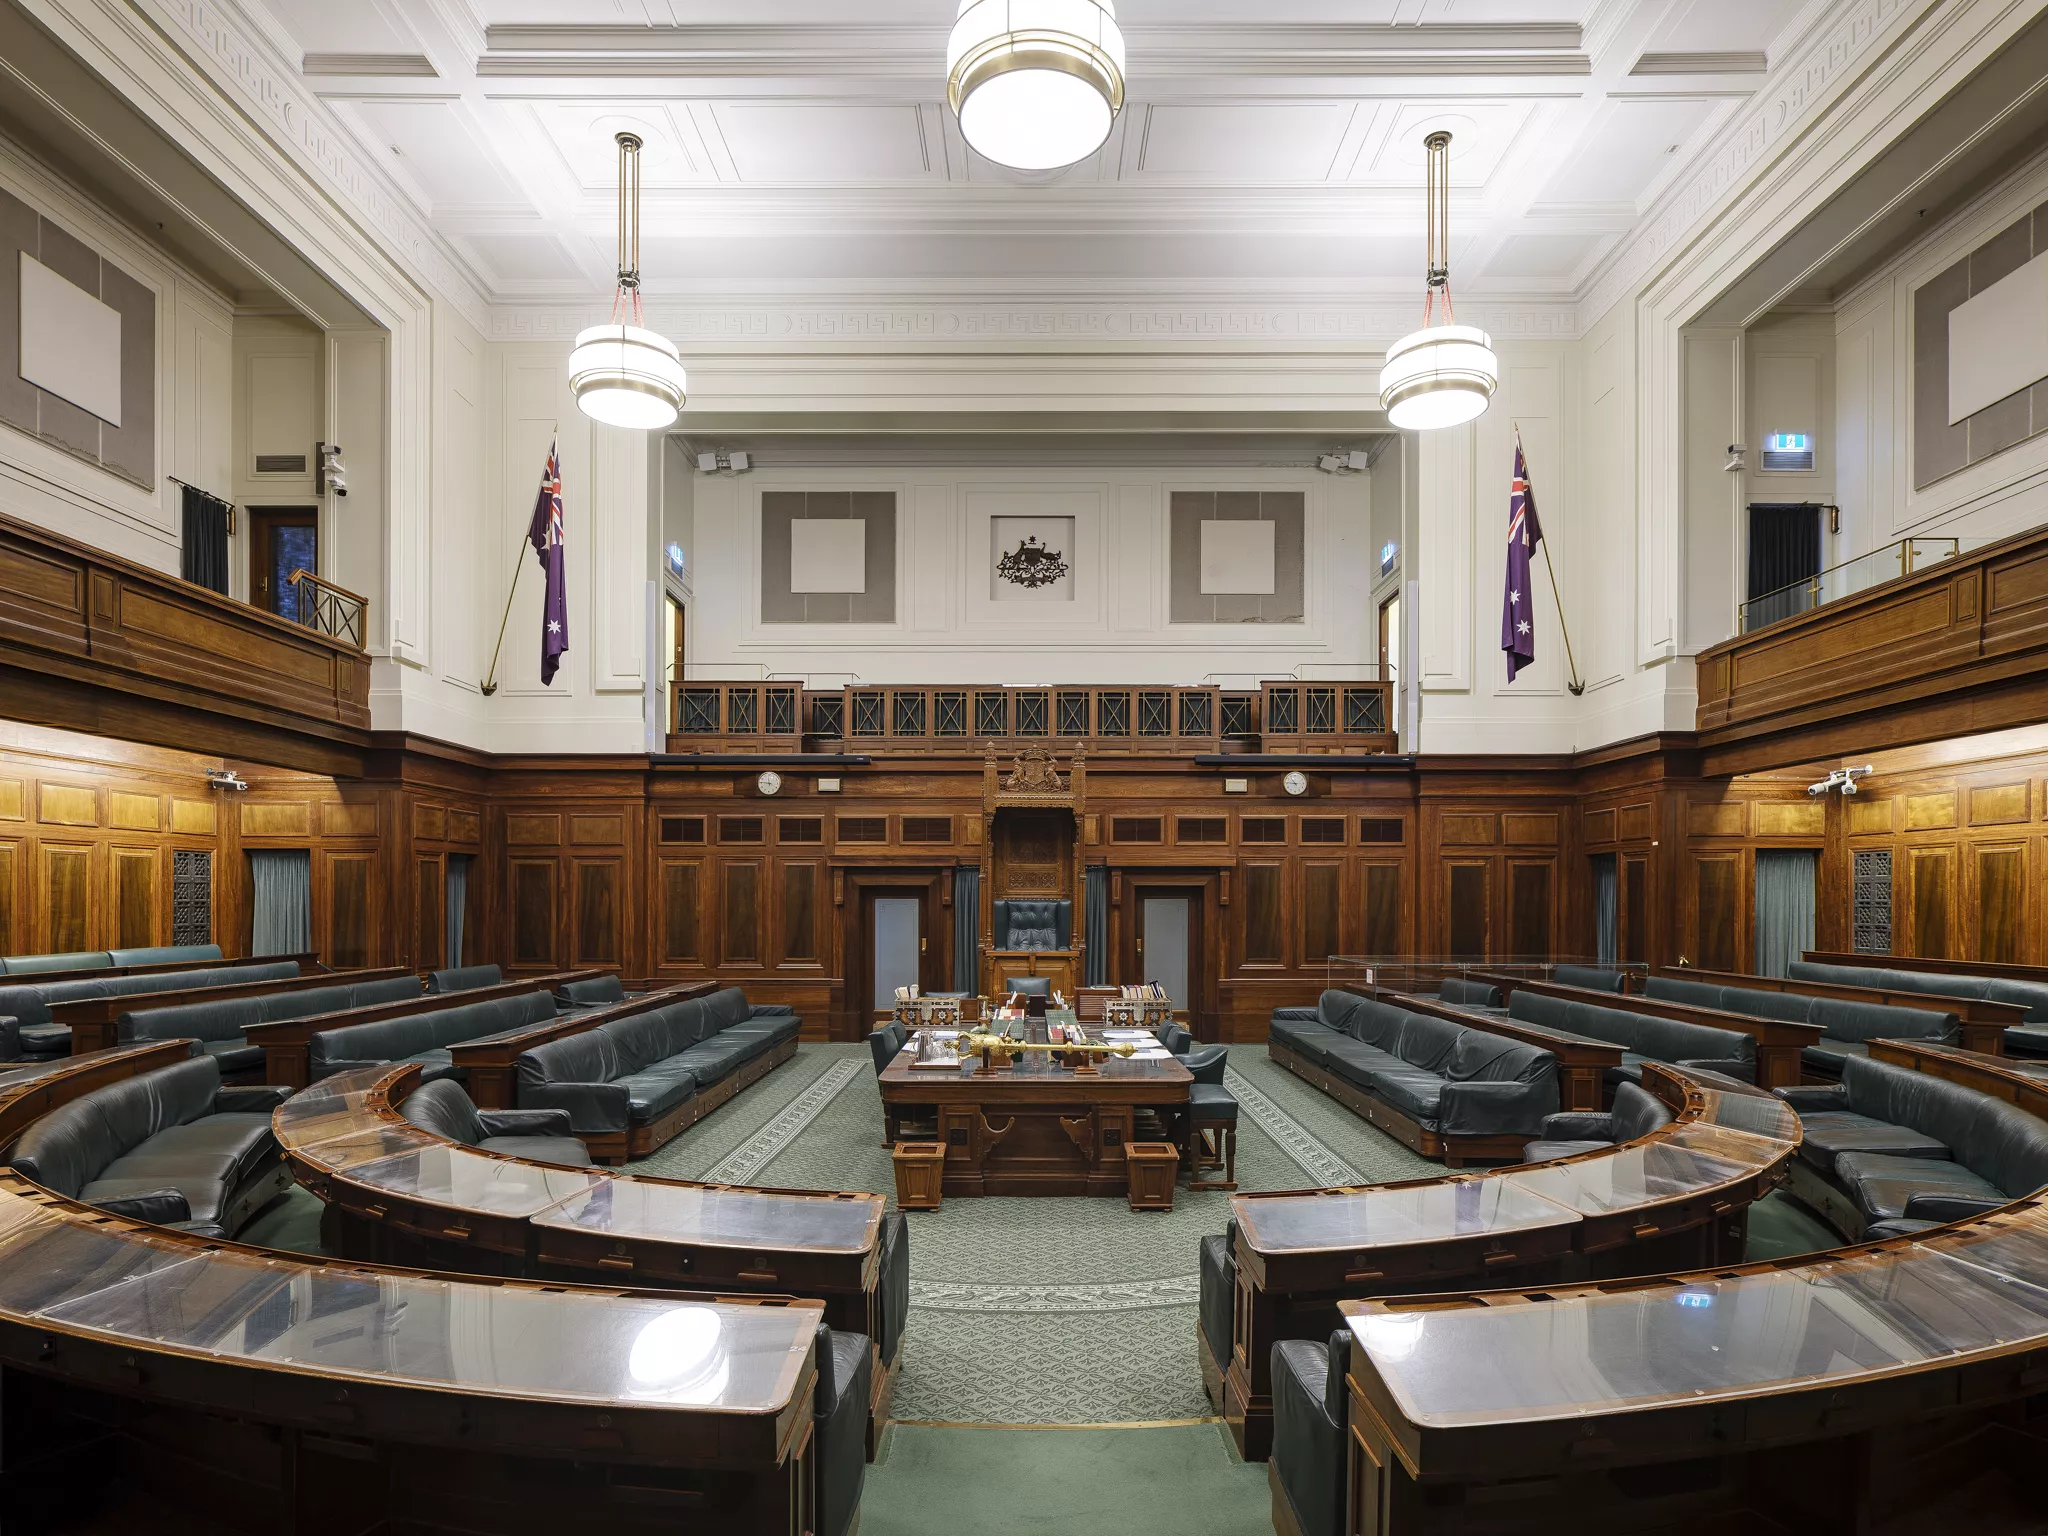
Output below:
[1502,440,1542,682]
[527,440,568,686]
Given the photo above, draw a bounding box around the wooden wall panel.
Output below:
[1361,862,1401,960]
[782,861,819,963]
[1446,862,1488,959]
[511,860,555,967]
[721,862,762,965]
[1694,855,1740,972]
[1908,847,1954,958]
[1973,844,2025,964]
[574,860,622,966]
[1241,862,1283,965]
[0,840,14,954]
[1622,855,1649,966]
[1301,862,1340,969]
[1507,860,1553,961]
[660,859,702,964]
[111,847,155,949]
[42,844,89,953]
[327,854,372,970]
[417,858,443,972]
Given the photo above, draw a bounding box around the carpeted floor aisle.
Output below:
[633,1042,1438,1424]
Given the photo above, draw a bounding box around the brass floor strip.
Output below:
[887,1416,1224,1431]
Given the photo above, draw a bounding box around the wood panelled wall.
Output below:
[19,709,2045,1044]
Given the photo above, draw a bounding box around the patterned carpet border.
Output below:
[1225,1065,1366,1187]
[910,1276,1201,1313]
[703,1058,865,1184]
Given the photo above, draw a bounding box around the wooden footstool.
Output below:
[1126,1141,1179,1211]
[892,1142,946,1211]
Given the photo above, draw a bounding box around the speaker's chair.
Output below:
[992,899,1072,952]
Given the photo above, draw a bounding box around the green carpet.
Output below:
[634,1042,1435,1424]
[861,1422,1267,1536]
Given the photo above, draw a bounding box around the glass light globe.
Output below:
[569,323,687,430]
[947,0,1125,171]
[1377,323,1498,431]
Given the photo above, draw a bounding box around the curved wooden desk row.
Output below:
[276,1065,895,1405]
[1220,1063,1800,1459]
[0,1046,828,1534]
[1340,1198,2048,1532]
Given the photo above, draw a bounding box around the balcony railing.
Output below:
[285,568,368,651]
[1739,538,1969,633]
[666,678,1397,756]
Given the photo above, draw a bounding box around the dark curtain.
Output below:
[445,854,472,968]
[1591,854,1617,967]
[1755,850,1818,978]
[952,866,980,993]
[250,850,311,956]
[1083,864,1108,987]
[1746,503,1821,600]
[181,485,230,595]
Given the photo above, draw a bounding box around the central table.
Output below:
[877,1010,1192,1196]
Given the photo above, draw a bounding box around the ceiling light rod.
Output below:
[569,130,687,431]
[1378,129,1498,432]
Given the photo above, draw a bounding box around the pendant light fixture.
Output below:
[946,0,1126,172]
[1378,131,1497,431]
[569,133,687,431]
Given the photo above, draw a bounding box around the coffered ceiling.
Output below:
[239,0,1811,315]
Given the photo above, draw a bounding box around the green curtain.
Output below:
[1592,854,1617,967]
[445,854,472,968]
[952,866,980,993]
[1083,865,1108,986]
[250,849,311,957]
[1754,849,1817,978]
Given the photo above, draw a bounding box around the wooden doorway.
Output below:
[851,874,945,1029]
[248,507,319,620]
[1124,880,1207,1025]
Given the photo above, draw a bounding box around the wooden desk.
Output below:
[1868,1036,2048,1118]
[1655,963,2024,1055]
[1219,1062,1797,1460]
[1381,990,1623,1112]
[243,968,611,1088]
[878,1012,1191,1196]
[0,950,322,985]
[1339,1199,2048,1533]
[448,980,719,1109]
[1467,970,1823,1089]
[984,947,1079,1002]
[60,965,417,1054]
[1804,947,2048,985]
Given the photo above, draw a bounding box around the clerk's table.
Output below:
[877,1010,1193,1196]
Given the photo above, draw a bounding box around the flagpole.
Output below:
[480,426,556,697]
[1515,423,1585,697]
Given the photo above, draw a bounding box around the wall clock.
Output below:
[756,770,782,796]
[1282,771,1309,797]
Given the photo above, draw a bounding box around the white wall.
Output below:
[0,129,232,571]
[685,465,1370,686]
[1836,145,2048,556]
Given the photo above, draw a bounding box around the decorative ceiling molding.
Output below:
[1629,51,1771,74]
[1577,0,1912,329]
[486,298,1581,346]
[302,53,440,77]
[474,22,1592,80]
[151,0,490,332]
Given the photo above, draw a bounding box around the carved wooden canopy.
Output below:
[983,741,1085,814]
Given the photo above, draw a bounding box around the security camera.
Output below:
[318,442,348,498]
[207,769,249,792]
[1724,444,1747,473]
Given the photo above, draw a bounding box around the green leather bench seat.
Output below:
[1509,989,1755,1084]
[399,1078,593,1165]
[0,944,223,976]
[0,961,303,1061]
[556,975,629,1006]
[1645,975,1955,1080]
[121,975,425,1075]
[8,1054,291,1238]
[309,990,564,1082]
[1435,977,1501,1008]
[1789,959,2048,1053]
[426,964,504,994]
[1270,990,1559,1139]
[515,988,801,1134]
[1551,964,1627,992]
[1522,1080,1674,1162]
[1774,1055,2048,1236]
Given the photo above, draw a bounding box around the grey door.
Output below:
[873,897,922,1009]
[1141,896,1191,1010]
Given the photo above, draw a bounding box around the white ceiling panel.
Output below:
[460,234,586,283]
[1132,103,1358,181]
[1356,102,1536,188]
[348,100,526,210]
[715,104,935,183]
[265,0,417,57]
[1532,97,1719,207]
[1654,0,1802,57]
[1477,230,1611,281]
[528,103,711,188]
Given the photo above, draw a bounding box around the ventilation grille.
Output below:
[1359,818,1404,844]
[778,817,823,844]
[1241,817,1286,843]
[1176,817,1228,844]
[1301,817,1346,844]
[659,816,706,844]
[717,816,763,844]
[838,816,887,843]
[903,816,953,844]
[255,454,307,475]
[1110,816,1163,844]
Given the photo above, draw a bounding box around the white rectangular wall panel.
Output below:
[789,518,867,593]
[20,253,121,425]
[1198,518,1275,594]
[1948,253,2048,424]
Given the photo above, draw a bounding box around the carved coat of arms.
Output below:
[995,535,1070,589]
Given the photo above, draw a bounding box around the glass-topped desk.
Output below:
[1338,1203,2048,1529]
[880,1013,1191,1197]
